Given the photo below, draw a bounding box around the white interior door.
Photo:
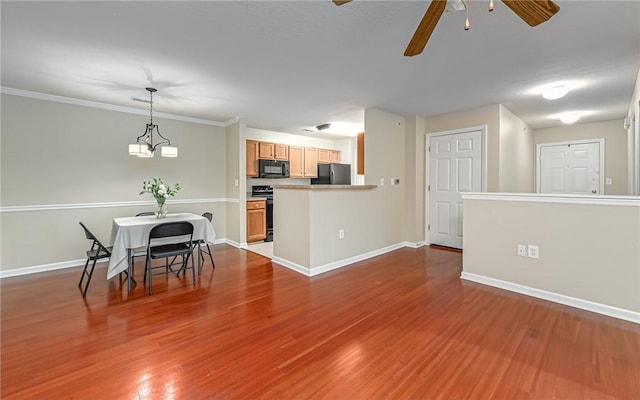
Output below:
[538,140,603,195]
[428,129,483,249]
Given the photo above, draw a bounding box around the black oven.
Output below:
[251,185,273,242]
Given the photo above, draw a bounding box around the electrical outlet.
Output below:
[338,229,345,239]
[391,178,400,185]
[234,179,239,187]
[527,245,539,259]
[606,178,612,185]
[517,244,526,257]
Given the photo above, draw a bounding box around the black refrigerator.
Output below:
[311,163,351,185]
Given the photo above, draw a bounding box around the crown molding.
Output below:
[0,86,231,127]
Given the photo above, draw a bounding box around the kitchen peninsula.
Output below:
[271,184,382,276]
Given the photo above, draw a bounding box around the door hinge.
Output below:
[428,185,430,191]
[428,145,431,152]
[428,224,430,230]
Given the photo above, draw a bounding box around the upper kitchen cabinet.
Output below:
[259,142,289,160]
[290,146,318,178]
[304,147,318,177]
[246,140,259,177]
[318,148,341,164]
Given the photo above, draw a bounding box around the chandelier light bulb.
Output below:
[465,17,470,30]
[489,0,494,11]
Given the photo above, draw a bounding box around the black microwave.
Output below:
[259,159,290,178]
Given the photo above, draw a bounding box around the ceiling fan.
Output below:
[333,0,560,57]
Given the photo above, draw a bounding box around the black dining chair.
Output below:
[78,222,112,297]
[131,212,157,269]
[194,212,215,270]
[143,221,196,295]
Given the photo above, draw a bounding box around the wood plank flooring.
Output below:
[2,245,639,399]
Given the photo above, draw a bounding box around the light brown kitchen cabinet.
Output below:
[304,147,318,177]
[246,199,266,242]
[289,146,318,178]
[258,142,289,160]
[246,140,259,177]
[274,143,289,160]
[318,149,341,164]
[289,146,304,178]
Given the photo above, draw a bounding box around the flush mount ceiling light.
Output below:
[559,112,581,124]
[530,80,587,100]
[542,84,569,100]
[316,123,331,131]
[128,88,178,158]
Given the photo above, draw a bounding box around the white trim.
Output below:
[1,86,232,127]
[404,241,426,249]
[1,238,229,278]
[223,238,244,248]
[0,198,239,213]
[461,192,640,207]
[0,259,87,278]
[536,138,606,195]
[461,272,640,324]
[272,242,407,277]
[271,257,312,276]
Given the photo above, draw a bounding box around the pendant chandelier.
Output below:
[128,87,178,158]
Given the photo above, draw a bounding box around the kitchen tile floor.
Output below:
[247,240,273,259]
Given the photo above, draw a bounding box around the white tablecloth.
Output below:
[106,213,217,279]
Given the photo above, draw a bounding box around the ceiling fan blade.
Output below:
[501,0,560,27]
[333,0,352,5]
[404,0,447,57]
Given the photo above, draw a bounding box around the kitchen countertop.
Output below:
[272,185,377,190]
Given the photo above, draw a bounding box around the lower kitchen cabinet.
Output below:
[247,199,266,242]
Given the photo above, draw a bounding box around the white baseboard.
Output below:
[461,272,640,324]
[0,259,86,278]
[1,238,238,278]
[271,257,312,276]
[272,242,407,277]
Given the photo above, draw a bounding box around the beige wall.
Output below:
[534,119,628,195]
[626,67,640,195]
[0,93,227,271]
[225,121,241,244]
[425,104,501,191]
[463,196,640,314]
[364,109,405,243]
[499,105,535,192]
[273,186,390,273]
[404,116,426,243]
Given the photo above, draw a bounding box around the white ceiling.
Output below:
[1,1,639,137]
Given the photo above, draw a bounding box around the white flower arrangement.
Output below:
[140,177,182,206]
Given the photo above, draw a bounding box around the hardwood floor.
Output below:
[2,245,639,399]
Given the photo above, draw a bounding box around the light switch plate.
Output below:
[517,244,526,257]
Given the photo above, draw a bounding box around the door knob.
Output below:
[592,190,597,194]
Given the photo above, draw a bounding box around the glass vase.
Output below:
[156,200,167,218]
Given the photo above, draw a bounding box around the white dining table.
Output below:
[106,213,217,289]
